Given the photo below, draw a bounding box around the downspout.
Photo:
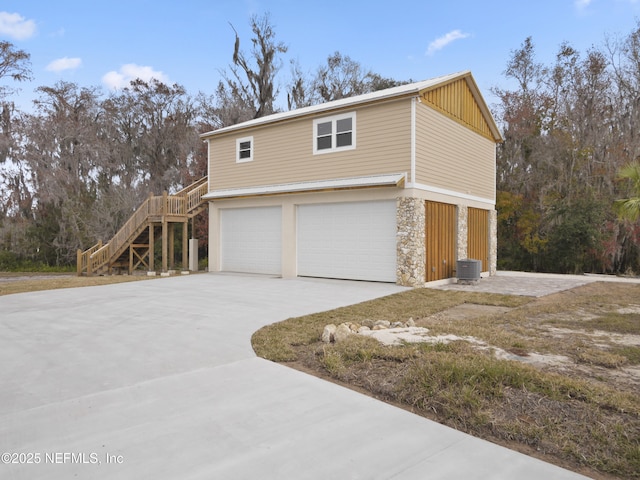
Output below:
[410,96,417,185]
[205,138,213,272]
[206,139,211,191]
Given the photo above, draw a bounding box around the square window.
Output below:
[236,136,253,163]
[313,113,356,154]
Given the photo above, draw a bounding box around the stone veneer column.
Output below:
[489,209,497,275]
[457,205,468,261]
[396,197,426,287]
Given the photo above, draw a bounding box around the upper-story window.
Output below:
[236,136,253,163]
[313,112,356,154]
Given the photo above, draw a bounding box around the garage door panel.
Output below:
[297,201,397,282]
[220,207,282,275]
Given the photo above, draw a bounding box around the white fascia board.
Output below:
[204,173,406,200]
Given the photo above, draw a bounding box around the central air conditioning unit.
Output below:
[456,259,481,283]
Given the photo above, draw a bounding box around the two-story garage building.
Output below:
[201,71,502,287]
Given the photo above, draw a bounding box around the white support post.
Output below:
[189,239,199,272]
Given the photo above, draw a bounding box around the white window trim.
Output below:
[236,136,254,163]
[312,112,356,155]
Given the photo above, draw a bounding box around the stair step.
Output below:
[78,176,207,276]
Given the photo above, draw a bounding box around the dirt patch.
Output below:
[362,301,640,391]
[423,303,513,320]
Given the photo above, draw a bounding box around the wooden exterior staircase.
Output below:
[77,176,208,276]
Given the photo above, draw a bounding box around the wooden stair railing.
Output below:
[175,175,208,197]
[186,178,209,213]
[77,176,208,276]
[76,241,102,276]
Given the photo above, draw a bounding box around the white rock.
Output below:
[322,324,337,343]
[334,323,353,343]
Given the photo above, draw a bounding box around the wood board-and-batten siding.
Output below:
[420,78,495,142]
[425,201,457,282]
[468,207,489,272]
[425,202,490,282]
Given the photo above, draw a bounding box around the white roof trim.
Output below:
[203,173,406,199]
[200,71,471,138]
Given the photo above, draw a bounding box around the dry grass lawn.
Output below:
[0,272,155,296]
[252,282,640,479]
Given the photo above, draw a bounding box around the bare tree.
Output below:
[0,41,32,165]
[103,78,199,194]
[0,41,32,97]
[608,20,640,165]
[224,13,288,120]
[287,52,407,110]
[286,59,313,110]
[494,31,640,274]
[312,52,376,103]
[200,80,255,128]
[22,81,105,263]
[492,37,548,198]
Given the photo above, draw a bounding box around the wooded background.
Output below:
[2,15,640,274]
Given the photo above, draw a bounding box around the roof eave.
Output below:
[199,71,473,140]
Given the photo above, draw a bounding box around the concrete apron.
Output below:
[0,273,589,479]
[430,270,640,297]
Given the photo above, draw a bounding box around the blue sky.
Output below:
[1,0,639,113]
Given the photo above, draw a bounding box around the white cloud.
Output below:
[574,0,593,10]
[426,29,470,56]
[46,57,82,72]
[102,64,169,90]
[0,11,36,40]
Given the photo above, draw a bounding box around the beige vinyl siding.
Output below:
[415,103,495,201]
[210,100,412,190]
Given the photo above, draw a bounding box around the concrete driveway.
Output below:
[0,274,589,479]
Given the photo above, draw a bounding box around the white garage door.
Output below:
[297,201,397,282]
[220,206,282,275]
